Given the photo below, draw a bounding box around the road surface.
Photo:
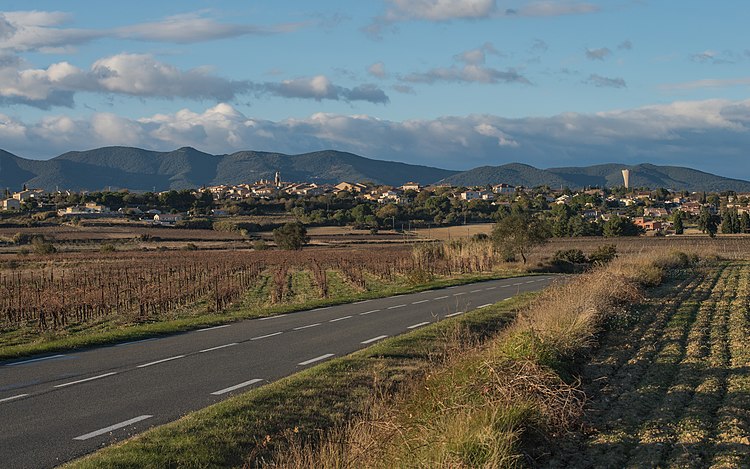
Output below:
[0,275,555,468]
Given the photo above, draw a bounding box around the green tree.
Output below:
[491,212,549,264]
[672,211,684,235]
[603,216,642,237]
[741,212,750,233]
[272,222,309,250]
[698,206,719,237]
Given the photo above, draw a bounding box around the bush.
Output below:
[176,218,213,230]
[552,249,588,265]
[31,237,56,255]
[183,243,198,251]
[589,244,617,265]
[273,222,309,250]
[12,232,32,245]
[252,239,269,251]
[100,243,117,253]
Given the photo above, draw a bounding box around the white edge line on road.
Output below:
[198,343,238,353]
[294,323,321,330]
[0,393,29,403]
[251,331,283,341]
[445,311,464,318]
[412,299,429,304]
[54,372,118,388]
[453,292,466,296]
[388,304,406,310]
[298,353,335,366]
[470,290,482,293]
[361,335,388,344]
[434,295,449,300]
[137,355,185,368]
[353,299,371,304]
[360,309,380,315]
[210,378,263,395]
[73,415,153,441]
[311,307,331,312]
[197,324,231,332]
[485,286,497,290]
[407,322,430,329]
[329,315,352,322]
[478,303,493,308]
[6,354,66,366]
[259,314,287,321]
[391,294,405,298]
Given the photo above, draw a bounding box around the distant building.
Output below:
[622,169,630,189]
[153,213,183,225]
[1,198,20,211]
[400,182,422,192]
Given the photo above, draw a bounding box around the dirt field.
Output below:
[548,261,750,467]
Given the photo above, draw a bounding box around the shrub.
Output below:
[551,249,588,265]
[31,237,56,255]
[589,244,617,265]
[252,239,269,251]
[176,218,213,230]
[100,243,117,253]
[183,243,198,251]
[12,232,32,245]
[273,222,309,250]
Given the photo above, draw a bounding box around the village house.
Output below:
[492,183,516,195]
[644,207,670,217]
[399,182,422,192]
[153,213,183,225]
[460,190,483,201]
[633,217,663,231]
[1,198,21,210]
[335,182,367,193]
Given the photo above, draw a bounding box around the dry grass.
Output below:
[265,250,689,468]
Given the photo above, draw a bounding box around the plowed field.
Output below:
[550,262,750,468]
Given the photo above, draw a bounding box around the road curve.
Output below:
[0,275,555,468]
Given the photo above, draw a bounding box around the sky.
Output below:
[1,1,749,178]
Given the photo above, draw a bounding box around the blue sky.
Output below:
[1,1,750,178]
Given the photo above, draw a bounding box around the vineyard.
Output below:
[549,261,750,467]
[0,240,503,347]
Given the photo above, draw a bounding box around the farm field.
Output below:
[548,260,750,468]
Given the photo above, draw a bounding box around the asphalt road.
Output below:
[0,274,555,468]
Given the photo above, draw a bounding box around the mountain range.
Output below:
[1,146,749,193]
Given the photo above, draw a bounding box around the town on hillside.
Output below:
[0,170,745,237]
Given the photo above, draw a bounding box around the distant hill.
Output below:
[2,146,749,193]
[442,162,750,192]
[0,147,458,191]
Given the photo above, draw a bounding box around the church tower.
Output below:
[274,171,281,188]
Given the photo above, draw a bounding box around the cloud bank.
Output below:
[4,99,750,179]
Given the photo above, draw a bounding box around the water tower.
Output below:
[621,169,630,189]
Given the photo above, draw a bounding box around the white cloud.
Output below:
[5,99,750,179]
[0,54,251,107]
[510,1,598,17]
[115,12,303,44]
[383,0,497,22]
[258,75,390,104]
[454,42,500,65]
[367,61,387,78]
[0,10,301,53]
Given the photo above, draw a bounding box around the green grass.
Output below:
[64,294,536,469]
[0,270,535,361]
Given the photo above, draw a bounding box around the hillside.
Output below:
[0,147,458,191]
[442,162,750,192]
[2,146,750,192]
